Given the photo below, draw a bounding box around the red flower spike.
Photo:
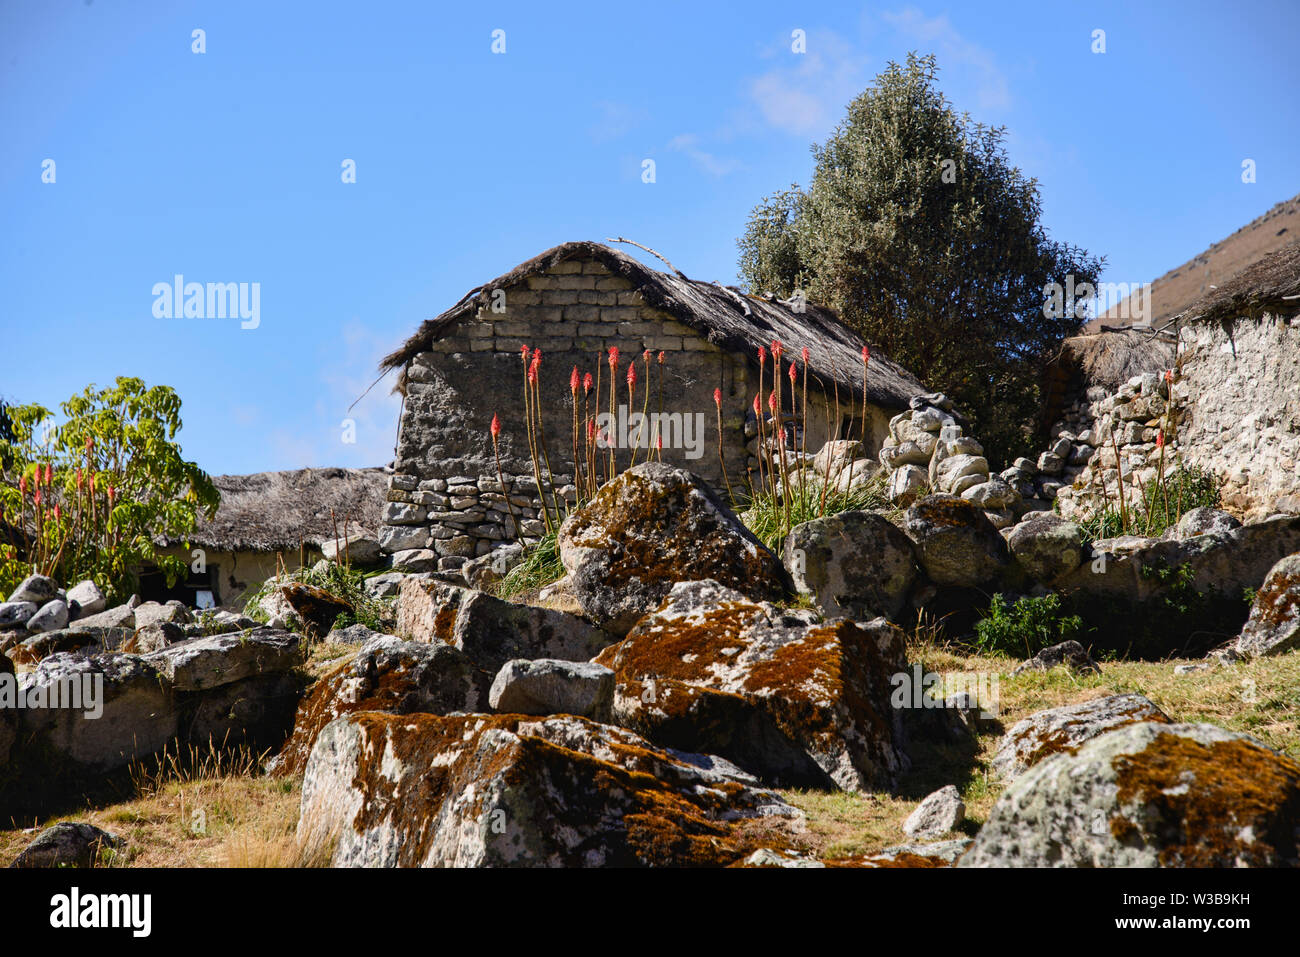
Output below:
[643,349,651,361]
[753,394,761,415]
[771,340,783,361]
[788,363,797,385]
[583,372,593,393]
[862,345,871,363]
[657,351,665,364]
[713,388,722,407]
[768,392,777,412]
[1156,431,1165,448]
[570,367,580,393]
[757,346,766,365]
[626,364,637,388]
[34,488,42,506]
[801,346,810,365]
[490,414,501,439]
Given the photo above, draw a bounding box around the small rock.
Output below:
[902,785,965,839]
[1010,640,1099,676]
[25,599,69,634]
[66,581,106,619]
[0,601,38,629]
[8,574,57,606]
[9,823,124,869]
[489,658,615,721]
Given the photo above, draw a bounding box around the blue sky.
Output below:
[3,0,1297,475]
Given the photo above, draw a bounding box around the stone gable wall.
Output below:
[379,255,898,573]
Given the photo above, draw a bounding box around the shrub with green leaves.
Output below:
[244,561,394,636]
[0,377,219,601]
[1076,465,1221,543]
[974,592,1083,658]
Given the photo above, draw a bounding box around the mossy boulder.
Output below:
[992,693,1170,780]
[297,712,804,867]
[594,579,906,791]
[962,722,1300,867]
[1006,513,1083,583]
[557,463,789,634]
[1236,552,1300,658]
[271,633,483,777]
[396,578,616,676]
[782,510,919,621]
[901,494,1009,587]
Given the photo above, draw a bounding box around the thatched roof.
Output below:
[1053,331,1177,393]
[380,241,927,409]
[1039,330,1177,435]
[1177,239,1300,323]
[165,467,389,552]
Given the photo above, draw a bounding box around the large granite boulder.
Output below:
[396,579,616,677]
[488,659,615,722]
[1007,514,1084,583]
[297,712,803,867]
[961,722,1300,867]
[1236,553,1300,658]
[901,495,1009,587]
[782,510,919,621]
[594,579,905,791]
[556,463,788,633]
[992,693,1170,780]
[271,633,482,776]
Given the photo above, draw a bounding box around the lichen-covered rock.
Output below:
[396,578,615,677]
[271,633,482,777]
[556,463,788,633]
[1007,514,1083,583]
[0,601,38,629]
[992,693,1170,780]
[7,574,57,606]
[142,628,303,692]
[9,822,123,869]
[1010,639,1099,676]
[0,653,14,766]
[1236,553,1300,658]
[9,626,117,665]
[281,583,351,639]
[961,722,1300,867]
[297,712,803,867]
[813,439,864,478]
[65,580,106,619]
[489,658,614,721]
[901,495,1009,587]
[887,465,928,506]
[133,600,192,628]
[594,579,905,791]
[26,599,69,634]
[782,510,919,621]
[1167,507,1242,540]
[902,785,965,839]
[17,653,178,771]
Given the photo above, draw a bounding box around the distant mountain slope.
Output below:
[1088,192,1300,330]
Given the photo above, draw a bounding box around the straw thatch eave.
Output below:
[1176,239,1300,324]
[162,467,388,553]
[380,241,927,409]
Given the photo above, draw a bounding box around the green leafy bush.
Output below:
[974,592,1083,658]
[0,377,219,600]
[741,469,894,552]
[494,529,565,600]
[1076,465,1221,543]
[244,561,394,637]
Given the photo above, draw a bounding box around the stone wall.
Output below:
[1176,311,1300,517]
[1032,309,1300,523]
[381,254,899,573]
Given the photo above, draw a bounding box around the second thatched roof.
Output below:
[380,241,928,409]
[164,467,389,552]
[1177,238,1300,323]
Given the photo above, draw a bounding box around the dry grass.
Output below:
[782,641,1300,860]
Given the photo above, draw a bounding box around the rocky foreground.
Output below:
[3,459,1299,867]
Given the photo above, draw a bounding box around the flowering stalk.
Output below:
[714,388,735,505]
[607,347,619,481]
[490,413,521,539]
[625,361,640,468]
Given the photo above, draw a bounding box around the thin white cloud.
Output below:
[588,100,649,143]
[881,7,1011,112]
[747,30,871,136]
[667,134,742,177]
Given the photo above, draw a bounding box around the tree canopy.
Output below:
[738,52,1103,464]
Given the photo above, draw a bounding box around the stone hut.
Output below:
[1035,240,1300,522]
[154,467,388,608]
[377,240,927,573]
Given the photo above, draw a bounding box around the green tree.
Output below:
[737,53,1103,464]
[0,377,219,600]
